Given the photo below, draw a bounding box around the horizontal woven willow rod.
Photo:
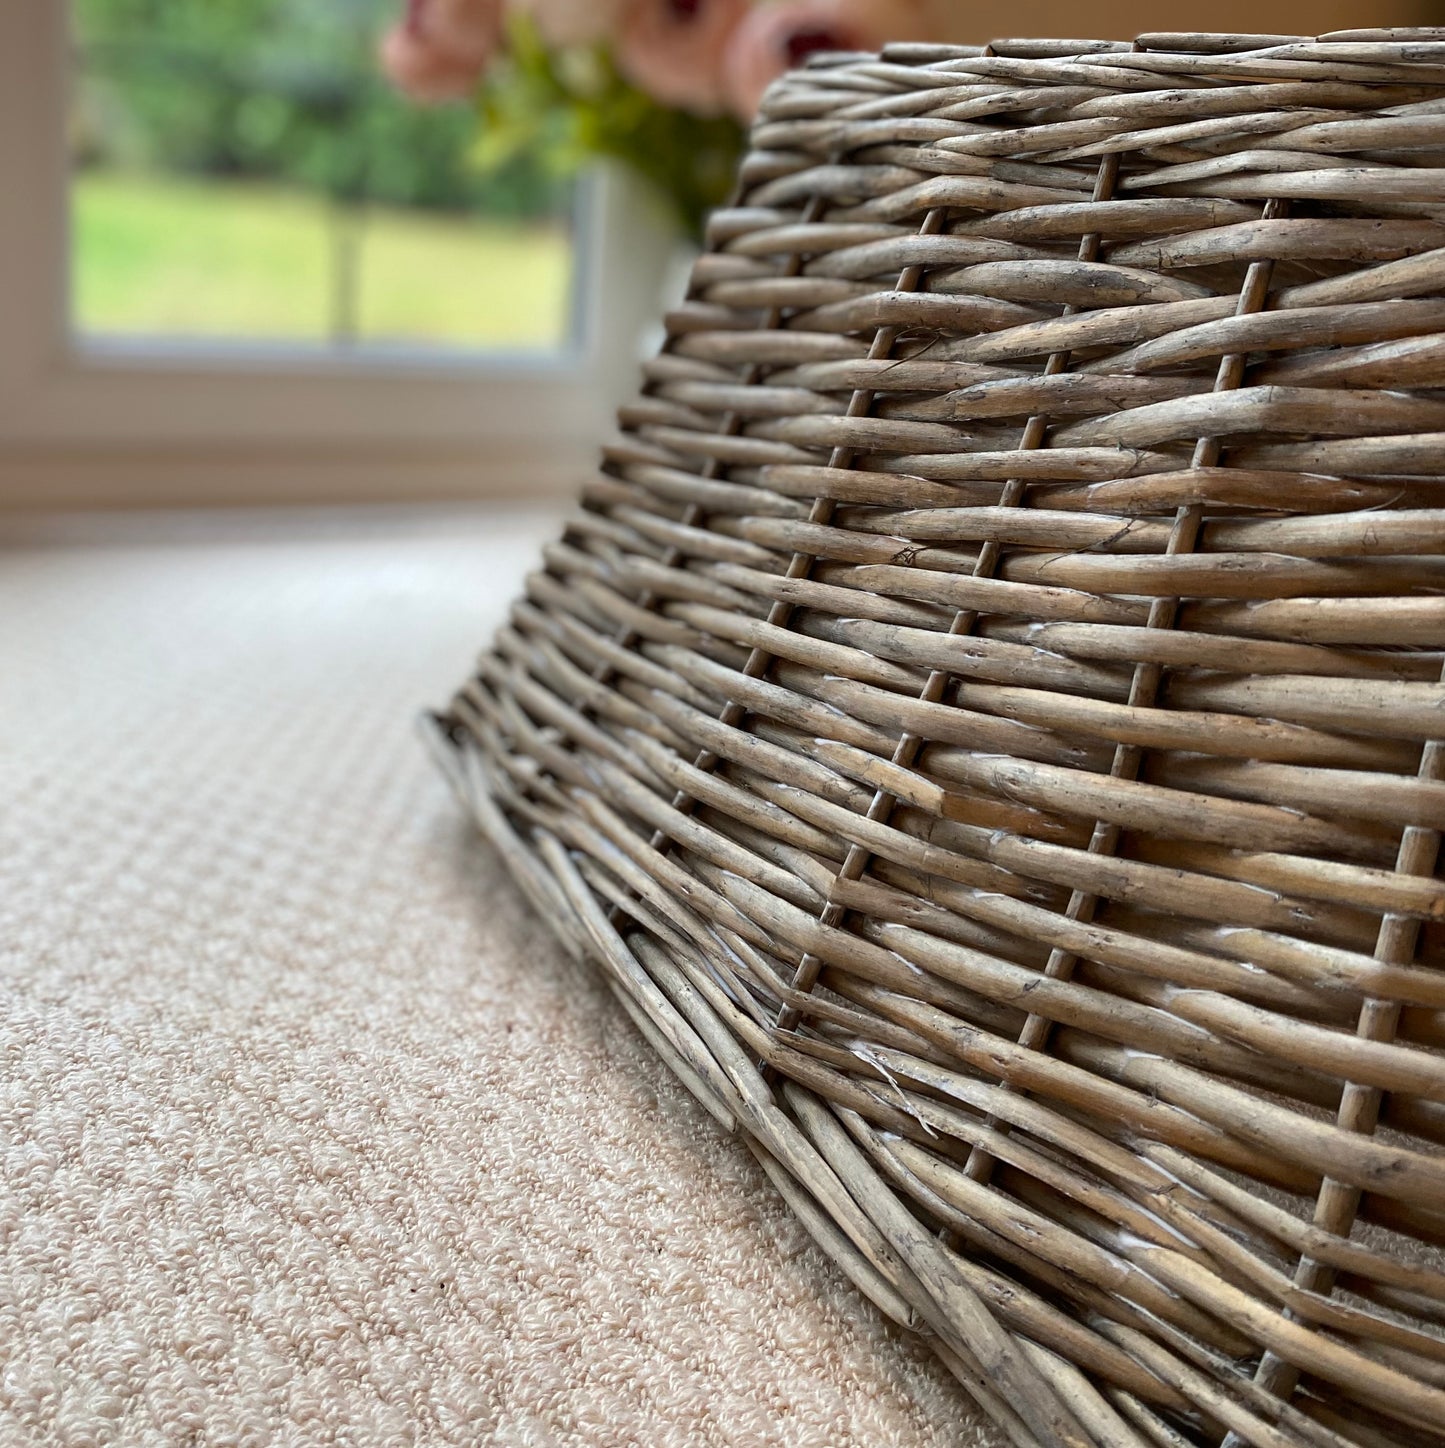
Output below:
[432,28,1445,1448]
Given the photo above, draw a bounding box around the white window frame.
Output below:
[0,0,672,508]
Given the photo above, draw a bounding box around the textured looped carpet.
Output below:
[0,506,996,1447]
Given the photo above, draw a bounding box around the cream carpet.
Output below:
[0,505,996,1447]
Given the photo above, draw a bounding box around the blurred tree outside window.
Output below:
[70,0,576,351]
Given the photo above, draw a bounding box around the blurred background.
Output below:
[0,0,1432,509]
[70,0,574,353]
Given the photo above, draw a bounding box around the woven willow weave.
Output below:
[431,28,1445,1448]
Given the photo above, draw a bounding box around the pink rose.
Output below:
[379,0,503,103]
[614,0,751,116]
[723,0,931,119]
[516,0,630,47]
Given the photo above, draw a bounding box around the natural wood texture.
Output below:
[433,31,1445,1448]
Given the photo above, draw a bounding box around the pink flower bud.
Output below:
[723,0,931,119]
[379,0,504,103]
[515,0,631,47]
[615,0,752,116]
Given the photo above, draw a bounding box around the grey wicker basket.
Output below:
[429,29,1445,1448]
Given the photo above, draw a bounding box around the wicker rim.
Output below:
[436,29,1445,1448]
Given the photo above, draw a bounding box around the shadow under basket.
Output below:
[429,29,1445,1448]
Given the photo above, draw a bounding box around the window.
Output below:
[0,0,671,508]
[70,0,576,353]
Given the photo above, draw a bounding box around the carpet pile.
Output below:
[0,506,995,1447]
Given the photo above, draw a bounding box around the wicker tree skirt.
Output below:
[431,29,1445,1448]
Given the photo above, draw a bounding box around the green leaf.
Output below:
[469,12,746,238]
